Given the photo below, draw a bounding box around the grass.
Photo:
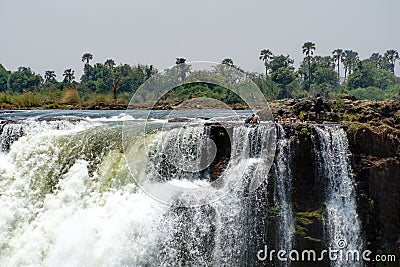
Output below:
[332,98,345,110]
[342,111,358,122]
[60,87,80,105]
[345,122,370,138]
[18,92,44,107]
[0,90,129,109]
[0,92,45,108]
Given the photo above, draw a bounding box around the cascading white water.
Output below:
[0,119,157,266]
[0,120,84,152]
[315,125,364,266]
[211,124,275,266]
[274,124,295,257]
[0,118,276,266]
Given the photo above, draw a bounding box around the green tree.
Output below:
[145,65,156,80]
[100,64,132,100]
[7,67,42,92]
[175,58,186,65]
[222,58,234,67]
[313,65,337,86]
[313,56,334,68]
[269,56,296,98]
[271,67,296,98]
[332,49,344,84]
[81,53,93,65]
[80,58,157,96]
[175,58,190,82]
[0,64,10,92]
[368,53,383,68]
[259,49,274,76]
[302,41,316,90]
[44,70,56,83]
[384,49,399,74]
[251,73,279,100]
[104,59,116,69]
[342,50,359,81]
[346,62,373,90]
[269,55,294,73]
[63,69,75,83]
[347,58,396,92]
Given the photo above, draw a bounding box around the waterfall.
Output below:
[274,124,295,258]
[314,125,364,266]
[0,115,367,266]
[0,118,276,266]
[0,119,87,152]
[211,124,275,266]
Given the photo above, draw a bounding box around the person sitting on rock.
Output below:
[245,114,255,124]
[245,114,260,124]
[252,114,260,124]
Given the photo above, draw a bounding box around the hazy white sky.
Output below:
[1,0,400,80]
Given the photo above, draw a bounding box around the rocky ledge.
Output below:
[265,98,400,129]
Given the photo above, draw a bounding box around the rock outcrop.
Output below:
[267,98,400,129]
[343,122,400,260]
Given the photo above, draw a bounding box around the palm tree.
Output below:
[175,58,190,82]
[81,53,93,65]
[342,50,359,80]
[369,53,383,68]
[104,59,116,69]
[302,42,316,90]
[63,69,75,83]
[175,58,186,65]
[332,49,344,84]
[384,49,399,74]
[44,70,56,82]
[222,58,234,67]
[259,49,274,76]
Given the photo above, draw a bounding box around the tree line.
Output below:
[0,42,399,108]
[256,43,399,100]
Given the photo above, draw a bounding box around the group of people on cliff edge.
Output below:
[244,94,323,125]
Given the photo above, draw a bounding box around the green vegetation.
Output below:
[268,205,281,216]
[0,44,399,109]
[300,127,311,136]
[295,208,325,242]
[346,122,367,137]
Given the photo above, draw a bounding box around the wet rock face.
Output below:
[205,120,399,262]
[344,122,400,258]
[282,124,326,260]
[205,124,232,182]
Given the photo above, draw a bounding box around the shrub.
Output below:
[349,87,387,100]
[16,92,43,107]
[60,88,80,105]
[0,92,13,104]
